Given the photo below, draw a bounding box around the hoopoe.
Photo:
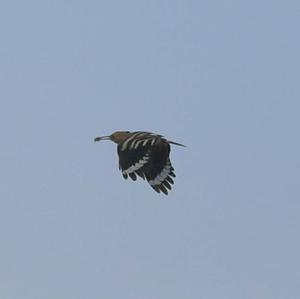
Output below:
[94,131,185,195]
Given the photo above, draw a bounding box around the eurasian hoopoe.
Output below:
[94,131,185,195]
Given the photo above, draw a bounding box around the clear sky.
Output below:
[1,1,299,298]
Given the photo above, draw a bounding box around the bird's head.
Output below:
[94,131,131,144]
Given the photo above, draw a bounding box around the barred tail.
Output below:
[168,140,186,147]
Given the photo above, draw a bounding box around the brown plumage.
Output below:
[94,131,185,195]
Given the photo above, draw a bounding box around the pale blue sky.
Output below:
[0,1,299,298]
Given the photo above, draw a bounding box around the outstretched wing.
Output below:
[117,132,155,181]
[117,143,150,181]
[143,142,176,195]
[117,132,176,195]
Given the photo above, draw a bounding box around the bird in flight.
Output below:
[94,131,185,195]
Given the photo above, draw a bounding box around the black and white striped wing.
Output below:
[117,132,156,181]
[117,142,150,181]
[117,131,176,195]
[143,142,176,195]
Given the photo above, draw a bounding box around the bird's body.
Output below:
[94,131,185,195]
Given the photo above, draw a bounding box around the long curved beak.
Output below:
[94,136,111,142]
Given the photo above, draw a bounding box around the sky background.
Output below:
[0,1,299,298]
